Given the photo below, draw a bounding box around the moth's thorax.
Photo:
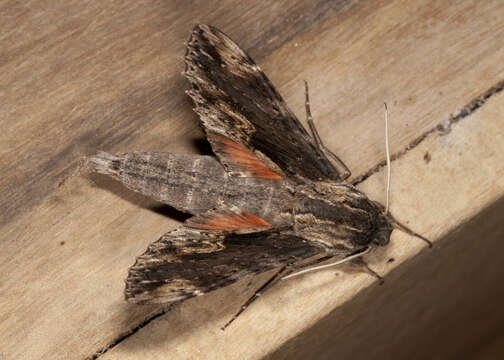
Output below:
[294,181,392,250]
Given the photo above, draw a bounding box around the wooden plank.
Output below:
[1,0,503,358]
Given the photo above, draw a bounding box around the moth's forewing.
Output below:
[125,227,323,304]
[184,24,342,183]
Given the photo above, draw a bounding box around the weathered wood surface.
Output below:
[1,0,503,359]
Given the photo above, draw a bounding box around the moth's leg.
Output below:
[304,81,351,180]
[222,250,378,330]
[222,254,335,330]
[281,254,337,279]
[281,247,371,280]
[221,264,291,330]
[347,257,384,284]
[386,212,433,247]
[282,251,384,284]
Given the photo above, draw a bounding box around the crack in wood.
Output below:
[352,78,504,186]
[87,305,173,360]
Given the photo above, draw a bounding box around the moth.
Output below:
[90,24,430,329]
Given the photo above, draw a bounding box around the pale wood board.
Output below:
[1,0,504,359]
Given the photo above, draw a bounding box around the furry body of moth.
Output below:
[89,24,429,328]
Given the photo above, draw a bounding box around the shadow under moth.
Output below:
[90,24,431,329]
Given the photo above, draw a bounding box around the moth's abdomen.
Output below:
[89,151,293,223]
[223,177,293,225]
[90,151,228,214]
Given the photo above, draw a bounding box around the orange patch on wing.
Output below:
[187,211,272,230]
[209,132,283,179]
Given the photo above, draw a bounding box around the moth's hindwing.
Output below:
[185,204,273,231]
[205,131,284,179]
[125,227,322,304]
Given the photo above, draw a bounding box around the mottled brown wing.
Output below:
[184,24,342,183]
[125,227,322,304]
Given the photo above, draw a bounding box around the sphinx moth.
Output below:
[90,24,430,329]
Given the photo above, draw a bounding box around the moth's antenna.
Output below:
[281,247,371,280]
[384,102,391,214]
[381,104,432,248]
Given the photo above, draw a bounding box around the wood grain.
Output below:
[1,0,503,359]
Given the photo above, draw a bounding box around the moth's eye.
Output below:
[373,229,391,246]
[352,232,371,246]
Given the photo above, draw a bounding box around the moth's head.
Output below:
[351,208,393,247]
[371,212,393,246]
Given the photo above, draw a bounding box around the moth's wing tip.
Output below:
[190,24,224,41]
[190,24,207,38]
[193,23,211,32]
